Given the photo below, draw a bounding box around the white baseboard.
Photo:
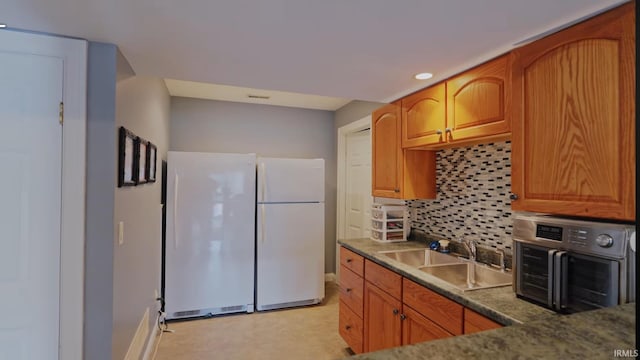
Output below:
[124,307,150,360]
[141,311,160,360]
[324,273,336,283]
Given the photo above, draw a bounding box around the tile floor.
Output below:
[153,281,351,360]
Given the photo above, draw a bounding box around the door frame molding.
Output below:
[336,115,371,277]
[0,30,87,360]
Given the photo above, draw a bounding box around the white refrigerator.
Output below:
[256,157,325,311]
[165,152,256,319]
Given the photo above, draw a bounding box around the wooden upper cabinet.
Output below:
[372,103,403,198]
[372,103,436,199]
[401,83,446,147]
[446,54,511,143]
[511,2,636,220]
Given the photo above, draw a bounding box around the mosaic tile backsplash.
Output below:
[407,141,513,253]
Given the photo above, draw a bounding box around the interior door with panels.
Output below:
[345,129,372,238]
[0,46,63,359]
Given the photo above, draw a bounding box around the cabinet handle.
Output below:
[445,128,452,133]
[436,129,443,135]
[393,308,399,315]
[346,258,352,263]
[510,193,519,201]
[346,288,352,293]
[345,325,352,330]
[394,188,400,193]
[400,314,407,320]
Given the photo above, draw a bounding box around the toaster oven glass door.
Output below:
[557,252,619,313]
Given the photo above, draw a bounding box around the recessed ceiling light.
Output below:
[414,72,433,80]
[0,24,7,29]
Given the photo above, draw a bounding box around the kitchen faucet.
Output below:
[495,249,506,272]
[460,238,477,261]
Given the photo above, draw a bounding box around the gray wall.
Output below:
[112,55,171,359]
[170,97,337,273]
[334,100,383,130]
[84,42,117,360]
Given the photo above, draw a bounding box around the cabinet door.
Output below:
[402,305,453,345]
[363,281,402,352]
[511,2,635,220]
[401,83,446,148]
[446,54,511,142]
[372,103,402,198]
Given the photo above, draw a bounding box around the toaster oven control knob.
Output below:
[595,234,613,248]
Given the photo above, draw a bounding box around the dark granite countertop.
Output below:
[338,238,636,359]
[350,303,636,360]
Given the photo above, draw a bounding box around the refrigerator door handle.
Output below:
[261,204,266,243]
[260,162,266,203]
[173,172,179,249]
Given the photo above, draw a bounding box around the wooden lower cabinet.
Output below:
[402,278,463,336]
[339,300,364,353]
[402,305,453,345]
[463,308,502,334]
[363,281,402,352]
[339,265,364,315]
[340,246,505,354]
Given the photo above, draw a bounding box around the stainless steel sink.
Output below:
[378,248,464,267]
[420,262,512,291]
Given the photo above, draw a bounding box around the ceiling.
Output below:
[1,0,628,108]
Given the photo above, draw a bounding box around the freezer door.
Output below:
[257,157,324,203]
[256,203,325,310]
[165,152,256,318]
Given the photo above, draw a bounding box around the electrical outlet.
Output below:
[118,221,124,245]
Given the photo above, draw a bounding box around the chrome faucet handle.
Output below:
[459,238,476,260]
[495,249,506,271]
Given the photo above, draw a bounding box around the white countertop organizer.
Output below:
[370,204,408,243]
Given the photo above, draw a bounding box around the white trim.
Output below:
[0,30,87,360]
[324,273,336,283]
[336,116,371,279]
[124,308,151,360]
[141,312,160,360]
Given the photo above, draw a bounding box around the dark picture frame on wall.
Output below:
[118,127,137,187]
[146,142,157,182]
[135,137,148,185]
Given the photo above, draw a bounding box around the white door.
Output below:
[256,203,324,310]
[345,129,372,239]
[0,47,64,359]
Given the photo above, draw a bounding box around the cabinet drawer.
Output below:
[340,247,364,277]
[339,300,363,354]
[339,265,364,316]
[402,278,463,335]
[402,305,454,345]
[464,308,502,334]
[364,260,402,299]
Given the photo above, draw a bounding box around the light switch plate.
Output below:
[118,221,124,245]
